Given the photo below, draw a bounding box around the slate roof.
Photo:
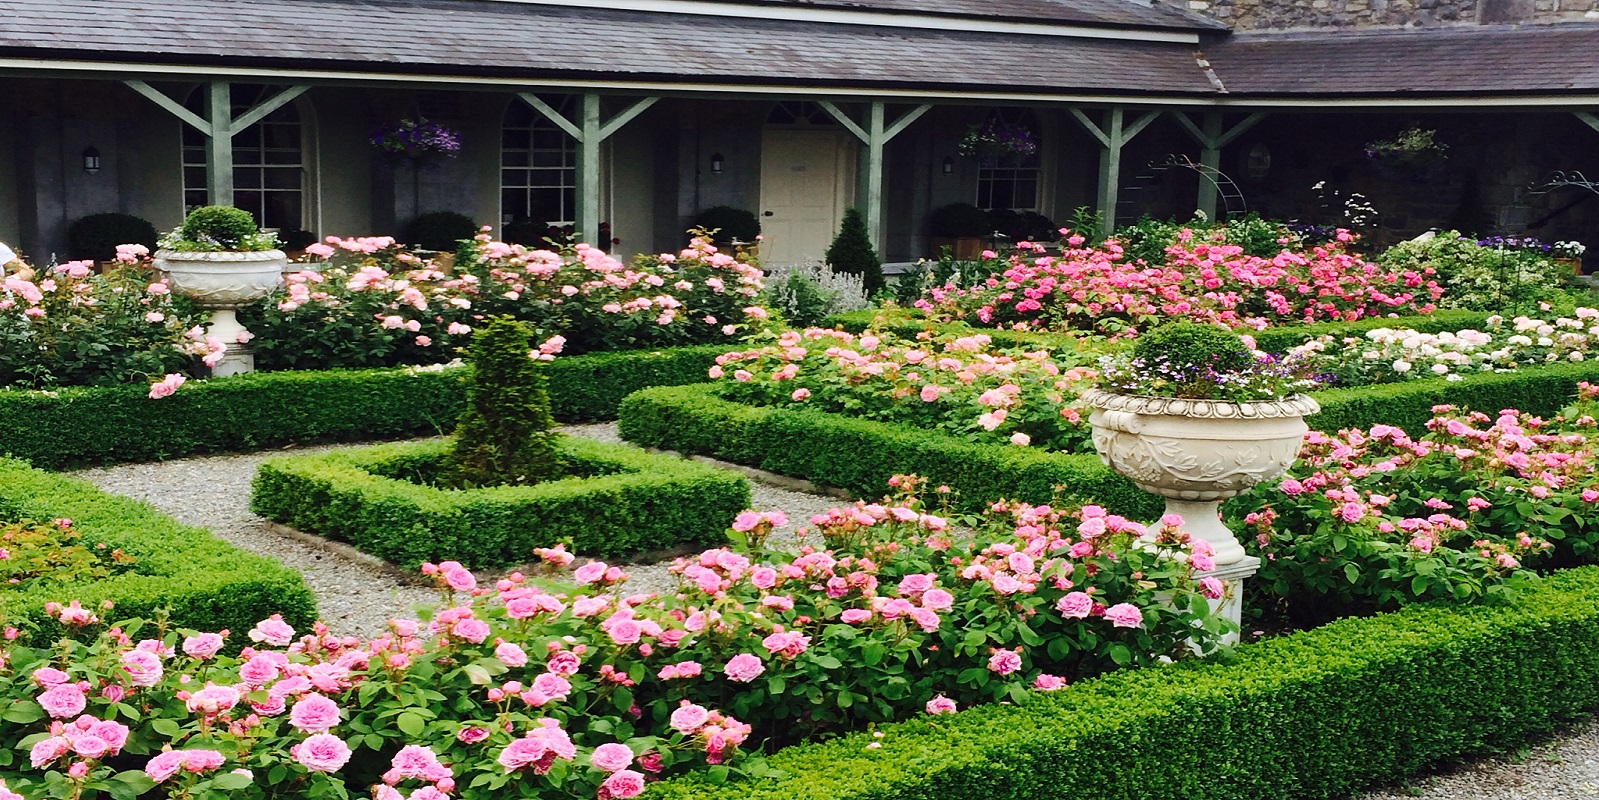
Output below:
[1207,23,1599,96]
[0,0,1219,95]
[672,0,1228,31]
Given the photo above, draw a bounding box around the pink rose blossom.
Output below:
[293,733,352,773]
[670,703,710,733]
[987,650,1022,675]
[289,693,341,733]
[590,742,634,772]
[724,653,765,683]
[1104,603,1145,628]
[599,769,647,799]
[925,695,957,715]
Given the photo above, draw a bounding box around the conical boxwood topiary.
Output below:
[451,317,560,487]
[825,208,884,295]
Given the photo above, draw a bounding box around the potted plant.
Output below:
[926,203,992,260]
[1554,240,1586,275]
[369,118,463,167]
[154,206,285,376]
[958,118,1038,167]
[690,206,761,249]
[1364,127,1448,179]
[1080,323,1321,567]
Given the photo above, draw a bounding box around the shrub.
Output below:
[244,234,772,369]
[1134,321,1253,374]
[987,209,1057,244]
[1375,231,1567,312]
[825,208,884,295]
[764,263,870,328]
[647,565,1599,800]
[927,203,991,238]
[65,212,158,263]
[690,206,760,245]
[0,261,213,389]
[250,436,749,569]
[0,346,726,468]
[401,210,478,252]
[452,318,561,487]
[165,205,278,251]
[0,458,315,643]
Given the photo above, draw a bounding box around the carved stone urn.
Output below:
[1080,388,1320,565]
[155,249,286,377]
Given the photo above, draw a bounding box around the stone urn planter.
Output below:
[154,249,286,377]
[1080,388,1320,565]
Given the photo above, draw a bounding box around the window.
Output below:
[182,84,307,231]
[974,108,1042,213]
[502,96,578,226]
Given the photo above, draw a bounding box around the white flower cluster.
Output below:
[1288,308,1599,385]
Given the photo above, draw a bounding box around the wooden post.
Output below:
[1070,107,1160,238]
[818,101,931,255]
[516,93,659,245]
[1171,111,1267,220]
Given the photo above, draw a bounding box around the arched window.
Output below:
[973,108,1042,212]
[502,96,578,226]
[181,84,308,230]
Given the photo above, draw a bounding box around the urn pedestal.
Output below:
[154,249,286,377]
[1082,389,1319,644]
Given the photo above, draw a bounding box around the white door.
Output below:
[759,129,853,265]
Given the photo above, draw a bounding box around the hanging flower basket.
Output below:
[959,120,1038,167]
[1364,127,1448,180]
[369,118,463,167]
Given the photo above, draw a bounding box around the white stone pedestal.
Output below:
[1199,555,1259,646]
[207,309,256,377]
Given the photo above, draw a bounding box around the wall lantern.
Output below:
[1246,142,1272,179]
[82,147,102,175]
[710,153,724,174]
[942,156,955,175]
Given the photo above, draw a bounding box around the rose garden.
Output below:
[4,208,1599,800]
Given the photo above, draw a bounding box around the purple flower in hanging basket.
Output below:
[959,120,1038,164]
[369,119,463,164]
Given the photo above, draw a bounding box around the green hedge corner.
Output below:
[0,458,316,643]
[250,435,750,570]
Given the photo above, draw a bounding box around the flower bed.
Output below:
[0,345,724,469]
[0,458,315,642]
[646,565,1599,800]
[912,231,1443,334]
[1290,308,1599,386]
[250,436,750,569]
[0,483,1224,800]
[619,358,1599,515]
[242,234,771,371]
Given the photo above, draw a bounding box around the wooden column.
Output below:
[1069,107,1161,237]
[818,100,932,254]
[124,80,308,208]
[516,93,660,245]
[1172,111,1267,220]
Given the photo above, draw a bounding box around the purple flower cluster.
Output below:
[369,119,463,161]
[959,120,1038,161]
[1098,351,1323,402]
[1462,235,1553,253]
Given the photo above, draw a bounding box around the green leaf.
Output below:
[149,718,183,738]
[1108,644,1132,666]
[210,772,255,791]
[767,675,787,695]
[461,663,493,685]
[397,711,427,737]
[107,771,156,800]
[812,655,844,670]
[1343,563,1361,584]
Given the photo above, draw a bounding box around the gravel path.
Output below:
[1359,717,1599,799]
[70,423,845,639]
[69,426,1599,798]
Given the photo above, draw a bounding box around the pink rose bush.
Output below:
[0,478,1221,799]
[241,232,773,370]
[0,259,214,389]
[710,327,1099,452]
[913,228,1441,335]
[1227,404,1599,616]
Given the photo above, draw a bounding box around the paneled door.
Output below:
[758,129,854,265]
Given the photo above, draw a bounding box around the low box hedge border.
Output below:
[0,344,726,469]
[648,565,1599,800]
[0,458,316,644]
[250,435,751,570]
[617,358,1599,516]
[820,308,1494,354]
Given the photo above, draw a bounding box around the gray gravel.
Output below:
[1359,717,1599,799]
[70,424,850,639]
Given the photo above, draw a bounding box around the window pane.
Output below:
[503,189,528,219]
[264,168,301,190]
[234,168,262,189]
[264,194,301,231]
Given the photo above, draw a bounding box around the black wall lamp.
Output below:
[710,153,724,174]
[942,156,954,175]
[82,147,102,175]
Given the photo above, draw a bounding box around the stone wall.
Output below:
[1185,0,1599,30]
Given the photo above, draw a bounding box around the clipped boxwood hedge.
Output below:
[618,358,1599,514]
[251,435,750,570]
[0,345,726,469]
[821,308,1494,354]
[0,458,316,643]
[648,565,1599,800]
